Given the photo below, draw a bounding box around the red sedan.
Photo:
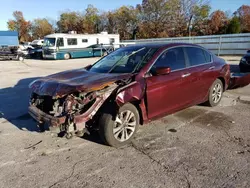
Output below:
[29,43,231,147]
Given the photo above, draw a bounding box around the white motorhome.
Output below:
[42,32,120,60]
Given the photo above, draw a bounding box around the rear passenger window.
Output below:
[154,47,186,71]
[203,50,212,62]
[185,47,207,66]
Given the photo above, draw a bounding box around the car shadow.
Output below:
[81,131,104,145]
[0,77,41,131]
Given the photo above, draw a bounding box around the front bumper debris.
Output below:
[28,83,118,137]
[28,105,66,127]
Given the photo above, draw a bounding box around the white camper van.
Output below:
[42,32,120,60]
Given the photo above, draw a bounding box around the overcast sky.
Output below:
[0,0,249,30]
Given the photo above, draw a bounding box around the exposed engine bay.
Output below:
[28,72,137,139]
[29,82,121,138]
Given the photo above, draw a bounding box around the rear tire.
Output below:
[205,79,223,107]
[99,103,139,148]
[64,53,70,60]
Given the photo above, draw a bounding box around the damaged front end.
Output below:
[29,83,118,138]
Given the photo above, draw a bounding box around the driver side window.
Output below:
[57,38,64,47]
[151,47,186,74]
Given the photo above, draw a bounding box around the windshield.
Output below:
[43,38,56,47]
[89,47,158,73]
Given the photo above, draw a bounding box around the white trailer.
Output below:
[42,32,120,60]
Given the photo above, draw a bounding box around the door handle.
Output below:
[182,73,191,78]
[209,66,215,70]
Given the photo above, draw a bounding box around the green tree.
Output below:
[31,18,54,39]
[227,17,241,34]
[137,0,211,38]
[7,11,32,42]
[83,4,100,33]
[180,0,210,36]
[57,11,83,33]
[137,0,171,38]
[107,6,138,40]
[191,4,211,36]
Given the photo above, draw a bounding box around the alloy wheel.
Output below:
[113,110,137,142]
[212,83,222,103]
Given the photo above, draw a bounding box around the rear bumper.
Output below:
[229,73,250,89]
[28,105,66,127]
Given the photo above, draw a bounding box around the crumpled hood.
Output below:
[29,68,132,97]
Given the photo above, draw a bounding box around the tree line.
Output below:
[7,0,250,42]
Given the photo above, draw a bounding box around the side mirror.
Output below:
[155,67,171,75]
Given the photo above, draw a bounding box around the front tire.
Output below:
[64,53,70,60]
[99,103,139,148]
[206,79,223,107]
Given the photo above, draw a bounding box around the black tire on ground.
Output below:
[205,79,224,107]
[64,53,70,60]
[98,103,140,148]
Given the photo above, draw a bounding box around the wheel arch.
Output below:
[129,100,144,125]
[217,77,226,91]
[115,81,147,125]
[67,52,72,59]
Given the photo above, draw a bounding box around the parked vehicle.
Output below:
[20,42,33,50]
[86,44,115,56]
[28,47,43,59]
[239,50,250,72]
[0,31,24,61]
[29,43,231,147]
[42,32,120,60]
[31,39,44,48]
[0,46,25,61]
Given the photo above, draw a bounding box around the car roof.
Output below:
[124,42,202,49]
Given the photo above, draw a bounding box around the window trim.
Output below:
[145,45,213,76]
[203,48,213,63]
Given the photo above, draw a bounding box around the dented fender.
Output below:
[115,79,149,124]
[115,80,145,106]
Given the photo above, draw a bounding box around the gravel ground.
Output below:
[0,57,249,188]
